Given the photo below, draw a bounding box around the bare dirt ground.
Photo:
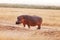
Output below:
[0,7,60,40]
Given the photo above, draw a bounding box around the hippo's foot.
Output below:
[37,27,41,29]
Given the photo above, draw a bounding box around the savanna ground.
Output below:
[0,7,60,40]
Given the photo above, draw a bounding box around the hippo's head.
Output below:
[16,16,25,24]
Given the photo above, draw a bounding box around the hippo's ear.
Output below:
[17,16,20,19]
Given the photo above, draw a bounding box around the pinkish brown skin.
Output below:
[16,15,42,29]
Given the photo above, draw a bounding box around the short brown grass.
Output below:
[0,7,60,26]
[0,7,60,40]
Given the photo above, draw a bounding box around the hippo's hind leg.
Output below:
[37,25,41,29]
[27,24,30,28]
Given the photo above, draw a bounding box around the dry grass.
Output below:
[0,7,60,40]
[0,7,60,26]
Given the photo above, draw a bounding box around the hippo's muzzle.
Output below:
[16,21,20,24]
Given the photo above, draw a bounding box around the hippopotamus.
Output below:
[16,15,42,29]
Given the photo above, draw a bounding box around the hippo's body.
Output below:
[16,15,42,29]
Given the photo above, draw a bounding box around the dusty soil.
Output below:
[0,24,60,40]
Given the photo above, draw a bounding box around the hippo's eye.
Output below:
[18,18,21,21]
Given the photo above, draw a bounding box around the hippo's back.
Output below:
[32,16,42,22]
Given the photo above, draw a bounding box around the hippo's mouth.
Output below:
[16,22,20,24]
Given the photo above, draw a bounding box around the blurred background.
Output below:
[0,0,60,9]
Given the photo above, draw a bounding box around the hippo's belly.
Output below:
[28,21,37,26]
[30,24,36,26]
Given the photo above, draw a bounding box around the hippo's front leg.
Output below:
[23,23,26,27]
